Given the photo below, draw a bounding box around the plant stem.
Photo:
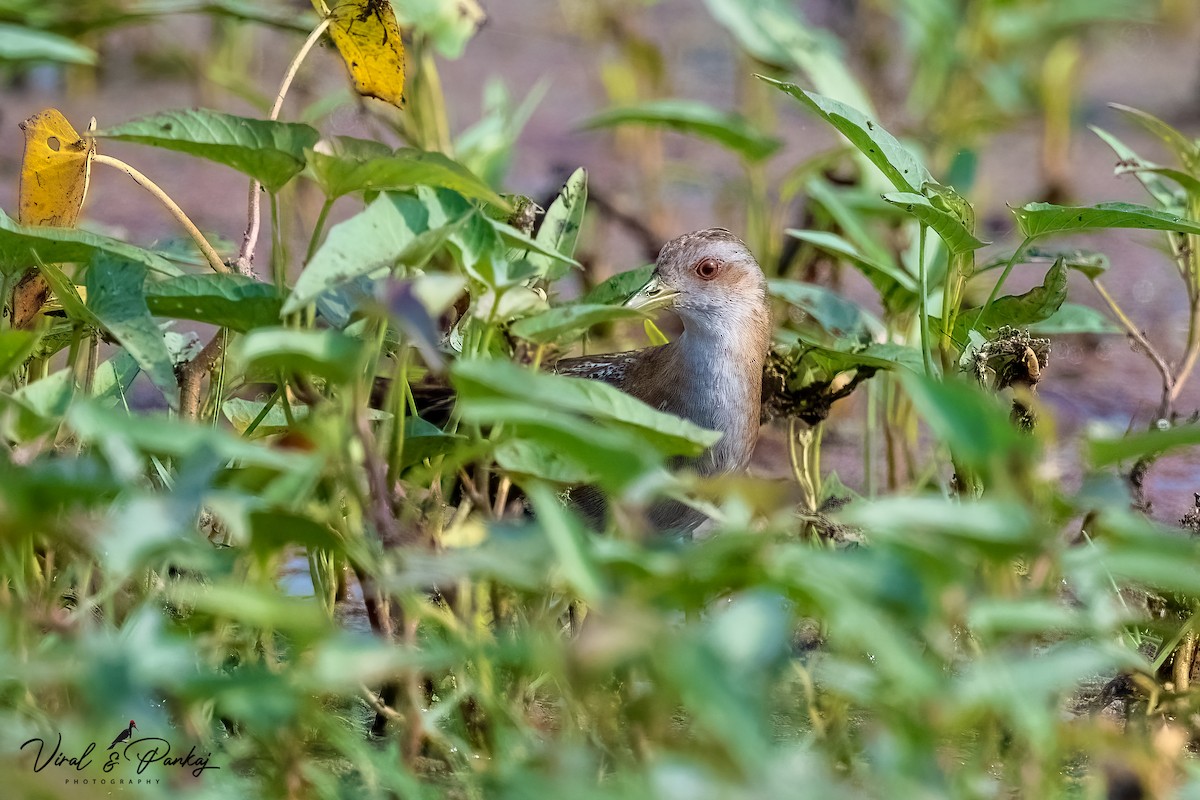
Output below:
[306,197,335,263]
[973,237,1032,331]
[237,16,332,271]
[1093,278,1174,415]
[92,154,228,274]
[916,225,935,376]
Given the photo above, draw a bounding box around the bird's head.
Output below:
[129,720,137,729]
[626,228,768,332]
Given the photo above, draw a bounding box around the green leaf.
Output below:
[1027,303,1121,335]
[451,359,721,456]
[0,24,94,65]
[509,304,645,344]
[903,372,1033,470]
[529,167,587,280]
[0,208,179,277]
[769,279,882,345]
[955,258,1067,342]
[0,329,41,380]
[306,139,507,205]
[761,78,933,193]
[1013,202,1200,239]
[1115,161,1200,197]
[1109,103,1199,172]
[235,328,364,384]
[67,402,306,472]
[702,0,875,115]
[581,100,781,162]
[525,481,606,602]
[95,109,320,192]
[582,264,655,306]
[786,229,917,293]
[882,192,987,254]
[284,190,469,315]
[1088,422,1200,466]
[85,255,179,410]
[146,273,283,331]
[1090,125,1180,207]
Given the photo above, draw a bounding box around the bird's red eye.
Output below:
[694,258,720,280]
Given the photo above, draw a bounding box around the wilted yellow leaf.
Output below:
[319,0,406,109]
[18,108,95,227]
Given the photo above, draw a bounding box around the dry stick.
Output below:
[91,154,228,275]
[178,334,226,419]
[1093,278,1175,417]
[236,17,331,272]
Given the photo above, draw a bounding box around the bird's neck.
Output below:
[665,306,771,472]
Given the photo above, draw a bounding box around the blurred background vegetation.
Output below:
[4,1,1200,798]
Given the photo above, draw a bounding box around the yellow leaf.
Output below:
[644,319,670,346]
[319,0,406,109]
[18,109,95,227]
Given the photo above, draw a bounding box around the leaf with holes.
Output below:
[320,0,407,108]
[95,109,319,192]
[18,109,94,228]
[529,167,587,280]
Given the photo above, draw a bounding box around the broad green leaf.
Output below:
[0,208,179,277]
[495,439,593,484]
[525,481,606,602]
[581,100,781,162]
[452,359,721,456]
[799,341,923,374]
[0,329,41,379]
[529,167,587,280]
[955,258,1067,342]
[1109,103,1199,172]
[769,279,882,345]
[460,398,656,489]
[488,216,581,271]
[235,328,364,383]
[583,264,655,306]
[982,246,1109,280]
[86,255,178,409]
[840,497,1036,550]
[95,109,320,192]
[306,139,506,205]
[762,78,933,193]
[68,402,306,472]
[786,229,917,293]
[901,372,1031,469]
[1088,422,1200,466]
[146,273,283,331]
[285,190,469,314]
[1027,303,1121,335]
[509,304,645,344]
[0,24,95,65]
[1013,202,1200,239]
[882,192,987,254]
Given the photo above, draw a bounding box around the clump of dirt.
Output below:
[967,326,1051,430]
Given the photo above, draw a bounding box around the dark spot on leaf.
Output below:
[161,123,173,132]
[46,136,60,152]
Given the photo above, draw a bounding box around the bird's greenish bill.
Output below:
[625,273,679,312]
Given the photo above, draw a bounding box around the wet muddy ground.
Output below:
[3,1,1200,521]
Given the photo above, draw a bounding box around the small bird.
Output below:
[108,719,137,750]
[390,228,772,532]
[554,228,772,531]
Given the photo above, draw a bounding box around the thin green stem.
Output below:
[973,237,1033,331]
[305,197,335,263]
[917,225,935,376]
